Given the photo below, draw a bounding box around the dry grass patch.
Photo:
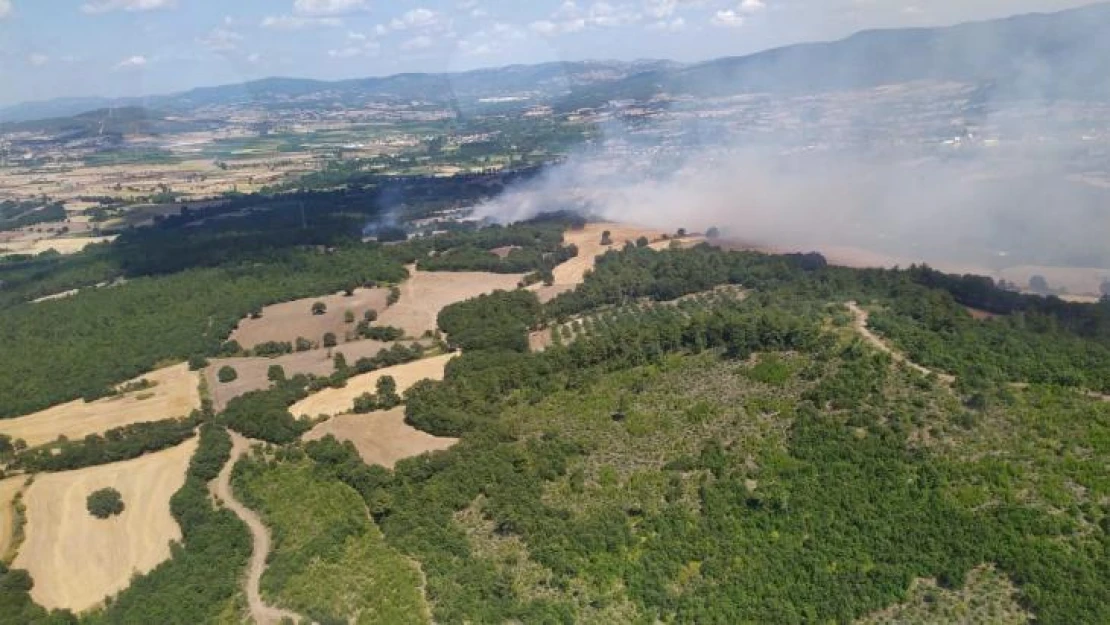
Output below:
[230,288,389,349]
[0,235,117,257]
[857,565,1031,625]
[376,267,524,337]
[204,339,420,411]
[531,223,697,303]
[13,437,197,613]
[304,407,457,468]
[291,353,455,419]
[0,476,28,561]
[0,363,200,448]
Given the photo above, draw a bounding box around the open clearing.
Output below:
[291,353,455,419]
[0,476,28,560]
[230,288,390,349]
[0,234,117,257]
[377,267,524,337]
[205,339,421,411]
[0,363,200,448]
[531,223,696,303]
[13,437,197,613]
[304,407,458,468]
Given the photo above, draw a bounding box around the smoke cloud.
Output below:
[474,5,1110,296]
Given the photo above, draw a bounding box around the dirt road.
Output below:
[847,302,957,384]
[209,433,304,625]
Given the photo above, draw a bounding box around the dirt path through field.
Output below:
[209,433,304,625]
[847,302,957,384]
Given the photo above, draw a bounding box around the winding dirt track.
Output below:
[848,302,1110,403]
[209,432,305,625]
[847,302,956,384]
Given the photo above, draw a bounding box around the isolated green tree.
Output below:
[323,332,338,348]
[364,309,379,322]
[217,366,238,384]
[706,226,721,239]
[601,230,613,246]
[376,375,400,408]
[267,365,286,383]
[344,310,355,324]
[87,488,125,519]
[295,337,314,352]
[311,301,327,316]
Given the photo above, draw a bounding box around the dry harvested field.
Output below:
[290,353,456,419]
[531,223,693,303]
[0,234,117,257]
[0,363,200,448]
[0,476,28,560]
[204,339,422,411]
[230,288,390,349]
[13,437,198,613]
[304,406,458,468]
[377,267,525,337]
[0,156,304,204]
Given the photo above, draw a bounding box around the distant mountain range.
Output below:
[2,2,1108,125]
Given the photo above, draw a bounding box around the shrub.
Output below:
[267,365,286,383]
[312,301,327,316]
[217,366,238,384]
[87,488,125,519]
[188,354,209,371]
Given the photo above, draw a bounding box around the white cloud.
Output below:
[261,15,342,30]
[458,0,487,18]
[400,35,434,51]
[458,22,525,57]
[711,8,745,27]
[293,0,368,16]
[390,8,444,31]
[740,0,766,14]
[198,26,243,52]
[530,0,644,36]
[81,0,175,14]
[114,55,148,69]
[27,53,49,67]
[0,0,11,19]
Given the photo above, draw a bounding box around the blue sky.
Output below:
[0,0,1097,105]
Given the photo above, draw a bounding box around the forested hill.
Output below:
[560,2,1110,107]
[2,219,1110,622]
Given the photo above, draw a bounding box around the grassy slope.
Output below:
[234,459,428,625]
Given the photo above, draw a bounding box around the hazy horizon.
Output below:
[0,0,1101,108]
